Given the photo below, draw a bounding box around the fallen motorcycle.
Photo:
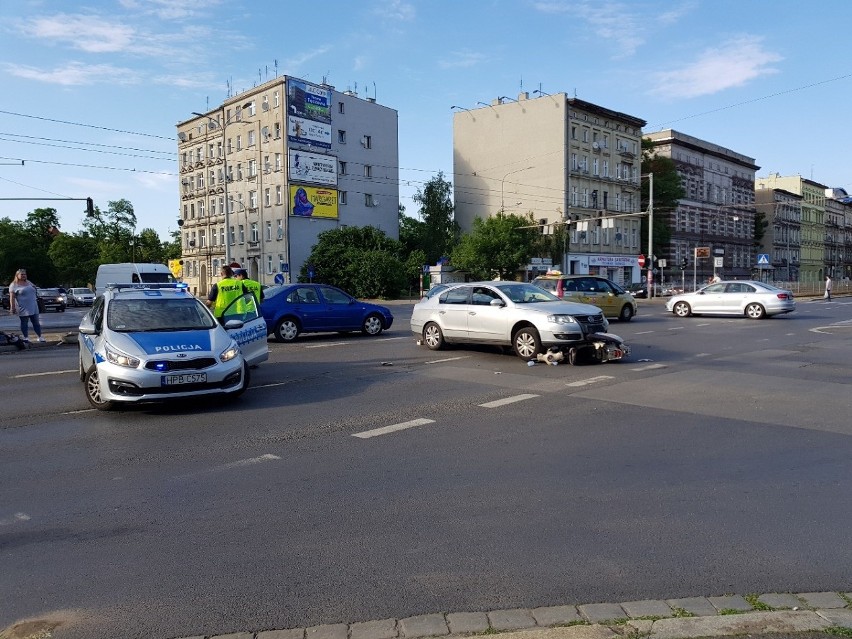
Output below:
[550,332,629,366]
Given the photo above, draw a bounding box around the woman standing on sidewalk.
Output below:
[9,269,45,343]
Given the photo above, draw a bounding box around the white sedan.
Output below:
[410,281,608,360]
[665,280,796,319]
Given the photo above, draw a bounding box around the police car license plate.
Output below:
[161,373,207,385]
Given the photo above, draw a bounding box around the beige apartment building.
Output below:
[754,174,826,284]
[754,186,802,282]
[453,93,646,285]
[176,76,398,296]
[645,130,759,287]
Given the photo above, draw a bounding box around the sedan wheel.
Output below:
[84,367,116,411]
[619,304,634,322]
[513,327,542,360]
[745,302,766,319]
[362,313,384,336]
[673,301,692,317]
[422,322,444,350]
[274,317,300,342]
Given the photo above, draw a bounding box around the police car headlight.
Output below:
[105,344,140,368]
[547,314,579,325]
[220,341,241,363]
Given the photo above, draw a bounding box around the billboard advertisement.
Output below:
[288,150,337,186]
[289,185,338,219]
[287,79,332,124]
[287,115,332,149]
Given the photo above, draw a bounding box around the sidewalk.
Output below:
[168,591,852,639]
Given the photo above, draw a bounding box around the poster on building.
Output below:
[287,115,332,149]
[288,149,338,186]
[289,185,338,219]
[287,79,332,124]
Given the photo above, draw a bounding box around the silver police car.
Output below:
[78,283,268,410]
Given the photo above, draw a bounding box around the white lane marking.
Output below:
[631,363,667,371]
[479,394,539,408]
[304,342,347,349]
[668,326,684,331]
[13,369,76,378]
[0,512,31,526]
[353,418,435,439]
[378,336,409,341]
[251,381,293,389]
[566,376,613,388]
[222,454,281,469]
[61,409,96,415]
[425,356,470,364]
[696,323,711,327]
[634,330,655,335]
[694,353,710,358]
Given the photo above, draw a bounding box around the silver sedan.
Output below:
[665,280,796,319]
[410,281,608,360]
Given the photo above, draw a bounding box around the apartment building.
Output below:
[754,174,826,284]
[644,130,759,285]
[453,93,646,285]
[754,187,802,282]
[823,189,851,279]
[176,76,399,295]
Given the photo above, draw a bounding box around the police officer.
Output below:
[234,268,263,303]
[207,265,245,321]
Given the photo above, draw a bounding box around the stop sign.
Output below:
[637,254,646,268]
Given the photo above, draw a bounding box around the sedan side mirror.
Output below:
[489,298,506,307]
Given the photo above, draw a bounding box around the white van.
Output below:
[95,263,176,296]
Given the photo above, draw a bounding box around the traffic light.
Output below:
[85,197,94,216]
[680,258,689,270]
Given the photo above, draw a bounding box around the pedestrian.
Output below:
[206,265,245,322]
[234,269,263,303]
[824,274,832,301]
[8,268,45,343]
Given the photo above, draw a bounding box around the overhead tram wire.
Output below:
[0,109,173,141]
[0,132,176,156]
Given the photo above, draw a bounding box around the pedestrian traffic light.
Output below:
[86,197,94,216]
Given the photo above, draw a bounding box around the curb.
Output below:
[171,591,852,639]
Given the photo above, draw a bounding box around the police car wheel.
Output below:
[84,367,116,411]
[362,313,384,336]
[275,317,300,342]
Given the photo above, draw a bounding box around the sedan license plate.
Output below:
[161,373,207,386]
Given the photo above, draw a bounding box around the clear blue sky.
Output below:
[1,0,850,241]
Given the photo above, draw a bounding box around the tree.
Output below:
[412,172,459,264]
[641,138,685,254]
[48,233,101,286]
[82,198,138,263]
[300,225,406,298]
[450,212,539,280]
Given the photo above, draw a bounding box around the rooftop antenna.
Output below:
[274,59,279,78]
[226,78,231,98]
[520,74,523,90]
[373,81,377,101]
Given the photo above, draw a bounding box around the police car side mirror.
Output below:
[223,319,245,330]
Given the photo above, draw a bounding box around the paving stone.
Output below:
[258,631,307,639]
[626,620,654,635]
[666,597,717,617]
[479,627,617,639]
[797,592,848,609]
[758,593,803,609]
[399,614,448,638]
[648,610,827,639]
[707,595,752,612]
[209,633,254,639]
[306,623,348,639]
[620,600,673,619]
[577,603,627,623]
[531,605,582,627]
[350,618,398,639]
[487,608,537,631]
[446,612,489,634]
[816,609,852,628]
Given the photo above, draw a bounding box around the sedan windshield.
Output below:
[494,283,559,303]
[108,298,216,332]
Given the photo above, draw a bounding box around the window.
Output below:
[276,219,283,239]
[363,135,372,149]
[250,223,258,243]
[265,221,272,241]
[267,254,273,274]
[190,203,195,219]
[236,163,243,180]
[338,130,346,144]
[199,200,205,217]
[338,102,345,114]
[273,91,279,108]
[248,159,257,177]
[238,225,245,244]
[209,169,216,185]
[249,190,257,209]
[264,188,271,207]
[276,186,282,205]
[364,165,372,178]
[339,160,347,175]
[273,122,281,139]
[209,197,216,216]
[339,191,347,205]
[364,193,374,207]
[248,130,256,146]
[275,153,282,171]
[220,227,225,246]
[245,101,255,116]
[198,172,205,188]
[236,134,242,151]
[210,228,216,246]
[264,155,270,173]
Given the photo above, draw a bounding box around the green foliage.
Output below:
[412,171,460,264]
[450,212,538,280]
[299,225,407,298]
[48,233,101,286]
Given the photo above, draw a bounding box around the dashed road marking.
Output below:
[631,363,667,372]
[222,454,281,469]
[13,369,76,378]
[304,342,348,349]
[425,356,470,364]
[0,512,31,526]
[668,326,684,331]
[479,394,539,408]
[566,376,613,387]
[634,330,655,335]
[353,418,435,439]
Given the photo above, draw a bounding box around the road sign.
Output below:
[757,253,770,265]
[714,257,724,267]
[657,259,667,268]
[695,246,711,258]
[274,273,284,284]
[637,254,646,268]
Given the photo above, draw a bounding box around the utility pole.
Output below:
[647,173,654,298]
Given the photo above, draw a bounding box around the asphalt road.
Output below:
[1,298,851,639]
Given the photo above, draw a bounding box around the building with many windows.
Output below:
[754,186,802,282]
[452,93,646,285]
[176,77,398,295]
[644,130,759,287]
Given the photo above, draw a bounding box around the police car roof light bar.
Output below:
[107,283,189,291]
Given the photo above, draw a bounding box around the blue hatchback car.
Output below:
[261,283,394,342]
